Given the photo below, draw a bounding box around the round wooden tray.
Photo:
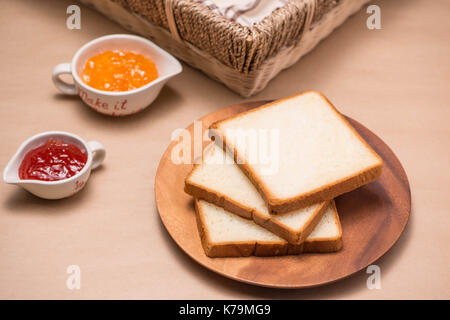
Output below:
[155,101,411,288]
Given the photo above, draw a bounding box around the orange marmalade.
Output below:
[81,50,158,92]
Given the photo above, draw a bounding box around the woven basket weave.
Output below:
[79,0,369,97]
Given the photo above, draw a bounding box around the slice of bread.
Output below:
[195,199,342,257]
[209,91,383,214]
[185,143,328,244]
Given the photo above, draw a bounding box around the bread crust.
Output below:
[209,90,383,214]
[186,168,254,220]
[194,199,301,257]
[194,199,342,258]
[186,172,328,244]
[302,200,343,253]
[253,201,327,244]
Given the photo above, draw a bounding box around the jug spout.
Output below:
[3,154,21,185]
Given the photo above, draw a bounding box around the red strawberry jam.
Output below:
[19,138,87,181]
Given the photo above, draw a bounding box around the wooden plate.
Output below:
[155,101,411,288]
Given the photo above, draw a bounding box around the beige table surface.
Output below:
[1,0,449,299]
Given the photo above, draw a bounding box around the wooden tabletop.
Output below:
[0,0,448,299]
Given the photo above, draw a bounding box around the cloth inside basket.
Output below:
[194,0,290,26]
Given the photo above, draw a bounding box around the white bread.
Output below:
[185,143,327,244]
[209,91,383,214]
[195,199,342,257]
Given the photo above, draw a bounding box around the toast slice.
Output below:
[209,91,383,214]
[195,199,342,257]
[185,143,328,244]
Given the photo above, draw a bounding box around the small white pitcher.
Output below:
[3,131,105,199]
[52,34,182,116]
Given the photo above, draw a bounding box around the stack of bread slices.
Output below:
[184,91,383,257]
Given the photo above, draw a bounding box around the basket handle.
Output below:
[303,0,317,35]
[165,0,182,42]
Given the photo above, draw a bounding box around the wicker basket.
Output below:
[79,0,369,97]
